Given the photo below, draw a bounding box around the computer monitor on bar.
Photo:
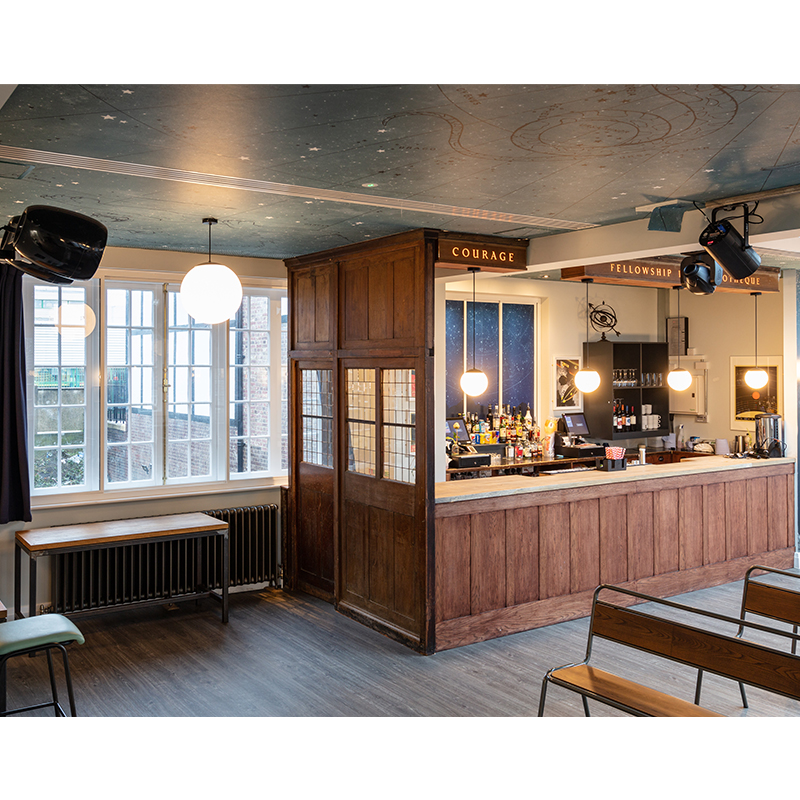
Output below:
[446,418,472,443]
[562,413,590,438]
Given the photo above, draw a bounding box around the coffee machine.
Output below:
[754,413,784,458]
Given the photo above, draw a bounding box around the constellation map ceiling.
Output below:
[2,83,800,261]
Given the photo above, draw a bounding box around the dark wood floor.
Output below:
[5,574,800,719]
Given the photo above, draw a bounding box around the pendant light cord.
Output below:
[582,277,592,367]
[675,285,681,369]
[203,216,217,263]
[753,291,761,367]
[470,268,479,369]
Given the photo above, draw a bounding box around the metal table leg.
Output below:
[14,542,21,620]
[29,554,38,618]
[222,530,229,623]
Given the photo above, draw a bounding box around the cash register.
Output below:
[555,413,605,458]
[446,418,492,468]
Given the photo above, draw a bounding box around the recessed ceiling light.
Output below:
[362,183,377,188]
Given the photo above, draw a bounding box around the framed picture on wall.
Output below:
[554,356,581,412]
[730,355,782,429]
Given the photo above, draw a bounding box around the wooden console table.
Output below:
[14,513,230,623]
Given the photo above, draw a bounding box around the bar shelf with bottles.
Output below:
[461,403,544,458]
[582,340,670,441]
[447,403,615,479]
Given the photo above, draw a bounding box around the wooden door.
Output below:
[338,359,426,644]
[291,362,336,599]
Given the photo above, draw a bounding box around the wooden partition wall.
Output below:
[285,229,532,652]
[285,230,437,651]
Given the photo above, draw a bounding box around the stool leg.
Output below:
[0,657,6,714]
[45,648,63,717]
[58,645,78,717]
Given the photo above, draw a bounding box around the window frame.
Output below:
[24,279,101,495]
[23,271,289,509]
[445,291,540,419]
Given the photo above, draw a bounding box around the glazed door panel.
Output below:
[292,365,335,598]
[339,361,425,641]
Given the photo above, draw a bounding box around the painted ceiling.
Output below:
[2,83,800,265]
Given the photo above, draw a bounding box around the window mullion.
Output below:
[160,282,169,485]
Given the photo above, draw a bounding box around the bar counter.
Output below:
[433,456,796,652]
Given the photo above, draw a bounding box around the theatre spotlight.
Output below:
[0,205,107,284]
[699,203,761,280]
[680,252,723,296]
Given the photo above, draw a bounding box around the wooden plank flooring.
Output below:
[4,577,800,717]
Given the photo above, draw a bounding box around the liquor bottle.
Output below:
[630,405,636,430]
[499,417,507,443]
[493,405,500,430]
[612,400,618,431]
[524,406,533,429]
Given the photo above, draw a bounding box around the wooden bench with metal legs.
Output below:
[695,565,800,709]
[538,584,800,717]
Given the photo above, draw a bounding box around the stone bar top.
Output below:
[435,455,795,504]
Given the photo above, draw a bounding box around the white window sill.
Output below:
[30,474,289,510]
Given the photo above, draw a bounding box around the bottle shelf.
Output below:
[583,340,670,441]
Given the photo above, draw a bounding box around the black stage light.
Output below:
[681,252,723,295]
[0,205,107,284]
[698,204,761,280]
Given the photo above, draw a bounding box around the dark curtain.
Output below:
[0,262,31,523]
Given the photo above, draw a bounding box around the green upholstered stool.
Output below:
[0,614,85,717]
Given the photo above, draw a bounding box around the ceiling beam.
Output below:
[525,192,800,272]
[0,85,17,113]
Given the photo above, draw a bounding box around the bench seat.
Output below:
[539,583,800,717]
[549,664,722,717]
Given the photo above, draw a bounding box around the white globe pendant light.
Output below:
[460,367,489,396]
[667,367,693,391]
[667,285,692,391]
[745,368,769,389]
[180,217,243,324]
[745,291,769,389]
[574,277,600,393]
[575,367,601,393]
[460,267,488,397]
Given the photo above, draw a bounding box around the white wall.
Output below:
[668,282,786,445]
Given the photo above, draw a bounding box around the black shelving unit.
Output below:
[581,340,670,440]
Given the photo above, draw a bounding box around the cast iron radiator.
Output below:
[51,505,280,614]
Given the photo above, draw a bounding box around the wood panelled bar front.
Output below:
[434,457,795,652]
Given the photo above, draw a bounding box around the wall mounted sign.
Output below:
[561,259,780,293]
[437,235,528,272]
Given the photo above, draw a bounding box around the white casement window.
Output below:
[28,282,100,492]
[24,276,288,498]
[105,284,158,487]
[229,293,288,476]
